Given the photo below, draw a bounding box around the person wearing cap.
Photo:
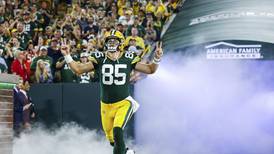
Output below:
[23,10,38,38]
[48,38,62,79]
[30,46,53,82]
[77,52,92,83]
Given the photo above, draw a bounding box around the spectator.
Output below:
[124,27,145,50]
[0,23,10,44]
[154,0,168,18]
[124,38,143,56]
[115,23,125,35]
[56,55,78,83]
[2,42,14,73]
[30,46,53,82]
[83,16,99,39]
[143,12,154,28]
[47,38,62,78]
[117,2,127,16]
[22,10,38,39]
[118,10,134,26]
[35,59,53,83]
[126,16,146,37]
[107,3,118,19]
[40,0,53,27]
[154,13,164,40]
[44,26,53,40]
[30,4,44,30]
[146,0,157,13]
[0,47,7,73]
[11,50,29,82]
[144,21,157,45]
[16,22,31,50]
[77,52,92,83]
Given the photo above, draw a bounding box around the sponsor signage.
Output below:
[205,42,262,59]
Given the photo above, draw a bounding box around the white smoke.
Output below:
[13,123,112,154]
[135,53,274,154]
[13,123,146,154]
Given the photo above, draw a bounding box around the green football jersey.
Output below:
[24,21,37,37]
[57,56,78,83]
[90,51,141,103]
[18,32,31,50]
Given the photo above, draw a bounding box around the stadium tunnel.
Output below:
[163,0,274,59]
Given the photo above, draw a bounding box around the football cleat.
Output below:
[126,148,135,154]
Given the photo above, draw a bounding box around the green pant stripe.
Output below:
[122,100,133,129]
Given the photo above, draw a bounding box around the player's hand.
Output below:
[155,41,163,60]
[60,39,71,56]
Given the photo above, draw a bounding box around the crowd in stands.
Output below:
[0,0,181,84]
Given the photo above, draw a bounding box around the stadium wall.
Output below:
[29,83,135,138]
[0,74,19,154]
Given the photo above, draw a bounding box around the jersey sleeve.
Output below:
[88,51,104,70]
[131,53,141,69]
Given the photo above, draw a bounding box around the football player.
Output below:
[61,30,163,154]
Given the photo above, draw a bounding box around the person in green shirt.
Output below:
[77,52,93,83]
[30,46,53,82]
[17,22,31,50]
[23,11,38,38]
[56,55,78,83]
[61,30,163,154]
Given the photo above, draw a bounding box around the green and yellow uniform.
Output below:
[90,51,140,143]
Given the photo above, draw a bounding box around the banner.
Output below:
[205,42,262,59]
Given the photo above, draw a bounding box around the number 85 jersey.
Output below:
[89,51,141,104]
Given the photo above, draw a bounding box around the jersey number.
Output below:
[25,25,31,31]
[102,64,127,85]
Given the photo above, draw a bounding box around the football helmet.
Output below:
[104,30,125,52]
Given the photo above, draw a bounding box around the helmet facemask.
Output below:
[105,38,120,53]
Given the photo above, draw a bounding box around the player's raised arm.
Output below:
[60,41,94,74]
[134,41,163,74]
